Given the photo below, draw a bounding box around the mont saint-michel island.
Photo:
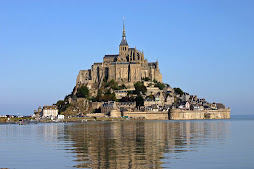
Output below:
[33,22,230,121]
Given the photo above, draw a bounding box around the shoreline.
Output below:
[0,113,232,125]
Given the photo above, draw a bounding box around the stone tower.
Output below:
[118,18,129,62]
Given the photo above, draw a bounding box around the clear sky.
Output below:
[0,0,253,115]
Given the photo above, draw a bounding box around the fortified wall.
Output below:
[122,111,169,120]
[169,108,231,120]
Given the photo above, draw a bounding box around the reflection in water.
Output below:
[65,120,230,168]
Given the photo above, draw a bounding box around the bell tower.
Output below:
[118,17,129,62]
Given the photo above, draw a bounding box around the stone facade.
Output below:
[101,101,117,115]
[110,110,122,117]
[76,21,162,89]
[42,105,58,117]
[101,101,136,115]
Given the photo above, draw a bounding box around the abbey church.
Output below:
[76,21,162,88]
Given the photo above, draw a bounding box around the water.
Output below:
[0,116,254,169]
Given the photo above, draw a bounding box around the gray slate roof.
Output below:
[148,62,157,66]
[120,39,128,46]
[104,55,118,58]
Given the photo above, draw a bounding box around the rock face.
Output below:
[76,22,162,90]
[169,108,231,120]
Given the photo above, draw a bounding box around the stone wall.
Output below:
[76,70,92,85]
[76,57,162,87]
[129,64,141,82]
[88,102,103,112]
[108,108,230,120]
[86,113,106,117]
[144,101,160,107]
[122,111,168,120]
[169,108,231,120]
[110,110,121,117]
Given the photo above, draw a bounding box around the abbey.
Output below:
[76,21,162,88]
[40,20,230,120]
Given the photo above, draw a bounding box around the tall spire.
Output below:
[122,17,126,39]
[120,17,128,46]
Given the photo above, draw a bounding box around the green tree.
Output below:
[64,95,71,101]
[129,96,135,102]
[144,77,150,81]
[55,100,70,113]
[134,82,147,95]
[154,82,165,90]
[174,87,184,96]
[103,92,116,101]
[135,95,144,107]
[105,79,119,90]
[95,89,102,101]
[56,100,65,108]
[105,89,111,95]
[120,96,130,102]
[77,86,89,98]
[119,84,127,90]
[110,93,116,101]
[147,94,155,100]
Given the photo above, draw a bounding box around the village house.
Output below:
[115,88,135,100]
[116,102,136,112]
[101,101,136,115]
[42,105,58,117]
[101,101,117,115]
[190,104,200,111]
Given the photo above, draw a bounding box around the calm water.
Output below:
[0,115,254,169]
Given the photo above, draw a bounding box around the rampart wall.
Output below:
[86,113,106,117]
[122,111,168,120]
[169,108,230,120]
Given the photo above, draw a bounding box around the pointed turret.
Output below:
[120,17,128,46]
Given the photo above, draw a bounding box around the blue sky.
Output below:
[0,0,253,115]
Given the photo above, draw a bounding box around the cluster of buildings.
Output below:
[98,82,227,119]
[173,92,226,111]
[100,81,172,116]
[35,20,230,120]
